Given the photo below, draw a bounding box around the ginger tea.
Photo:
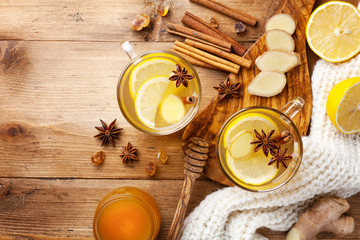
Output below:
[117,51,201,135]
[217,107,302,192]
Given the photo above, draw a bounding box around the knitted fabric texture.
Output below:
[181,31,360,240]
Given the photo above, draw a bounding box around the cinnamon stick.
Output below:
[190,0,257,26]
[168,49,223,71]
[174,41,240,74]
[181,11,246,56]
[175,41,239,69]
[167,29,230,52]
[167,23,232,52]
[185,38,251,68]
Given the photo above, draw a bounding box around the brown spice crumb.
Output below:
[91,151,105,165]
[210,17,218,28]
[131,14,150,31]
[235,22,246,33]
[145,161,156,176]
[157,150,168,164]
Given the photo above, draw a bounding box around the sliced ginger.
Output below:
[249,13,298,97]
[265,13,296,35]
[255,50,300,72]
[266,29,295,51]
[248,70,287,97]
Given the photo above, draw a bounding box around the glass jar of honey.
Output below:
[93,186,161,240]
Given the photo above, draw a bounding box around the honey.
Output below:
[93,187,160,240]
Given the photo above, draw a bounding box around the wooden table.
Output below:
[0,0,359,239]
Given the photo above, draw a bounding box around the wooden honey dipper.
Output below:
[167,137,210,240]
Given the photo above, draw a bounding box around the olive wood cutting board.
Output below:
[182,0,315,186]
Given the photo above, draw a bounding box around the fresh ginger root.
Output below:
[286,197,355,240]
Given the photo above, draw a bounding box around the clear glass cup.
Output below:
[117,41,201,135]
[216,97,305,192]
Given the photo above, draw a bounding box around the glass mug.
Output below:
[216,97,304,192]
[117,41,201,135]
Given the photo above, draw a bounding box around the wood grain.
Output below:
[182,0,315,186]
[0,178,222,240]
[0,0,359,239]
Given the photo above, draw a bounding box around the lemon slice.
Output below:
[158,95,185,125]
[326,77,360,134]
[223,113,279,148]
[226,151,278,185]
[228,131,254,159]
[129,58,176,99]
[135,76,169,128]
[306,1,360,62]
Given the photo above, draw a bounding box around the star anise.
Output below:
[169,64,193,88]
[213,77,241,101]
[250,129,278,157]
[120,142,138,163]
[268,146,293,169]
[94,119,123,147]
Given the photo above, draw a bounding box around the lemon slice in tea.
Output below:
[223,113,279,148]
[306,1,360,62]
[134,76,169,128]
[226,150,278,185]
[129,58,176,99]
[227,131,254,160]
[326,77,360,134]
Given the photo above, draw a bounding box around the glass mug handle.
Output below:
[122,41,138,60]
[280,96,305,119]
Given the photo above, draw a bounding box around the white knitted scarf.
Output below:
[181,21,360,240]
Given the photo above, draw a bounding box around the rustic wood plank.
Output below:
[0,40,227,178]
[0,0,280,46]
[0,0,359,239]
[0,178,359,239]
[0,178,223,240]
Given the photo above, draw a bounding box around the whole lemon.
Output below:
[326,77,360,134]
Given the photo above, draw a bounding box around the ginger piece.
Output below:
[265,13,296,35]
[255,50,300,72]
[266,29,295,51]
[248,70,287,97]
[286,197,355,240]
